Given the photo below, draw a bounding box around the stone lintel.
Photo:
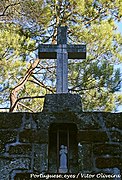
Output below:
[78,130,109,142]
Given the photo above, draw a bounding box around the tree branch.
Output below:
[0,2,20,17]
[9,58,40,112]
[10,95,45,112]
[31,75,54,93]
[18,102,35,112]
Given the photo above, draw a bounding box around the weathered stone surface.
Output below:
[21,113,38,130]
[78,130,109,142]
[102,113,122,129]
[76,113,101,130]
[0,131,17,143]
[0,113,22,129]
[9,144,32,155]
[0,158,11,180]
[96,157,122,169]
[0,157,31,180]
[37,113,55,130]
[33,144,48,173]
[0,142,5,153]
[37,110,78,130]
[0,94,122,177]
[19,130,48,143]
[93,143,121,156]
[43,93,82,112]
[78,143,93,171]
[53,111,77,123]
[110,130,122,142]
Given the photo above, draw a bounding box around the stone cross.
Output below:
[38,26,86,93]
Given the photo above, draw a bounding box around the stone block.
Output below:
[9,144,32,155]
[0,131,17,143]
[103,113,122,129]
[110,130,122,142]
[43,93,82,112]
[93,144,121,156]
[0,113,22,129]
[21,113,38,130]
[78,143,93,171]
[0,157,31,180]
[96,157,122,169]
[78,130,109,142]
[53,111,77,123]
[19,130,48,143]
[33,144,48,173]
[37,113,55,130]
[0,142,5,153]
[76,113,101,130]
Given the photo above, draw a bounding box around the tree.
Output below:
[0,0,122,112]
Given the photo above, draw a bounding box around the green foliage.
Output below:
[0,0,122,112]
[0,23,36,107]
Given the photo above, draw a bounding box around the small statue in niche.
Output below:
[59,145,68,173]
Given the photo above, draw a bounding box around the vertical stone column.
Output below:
[56,44,68,93]
[56,26,68,93]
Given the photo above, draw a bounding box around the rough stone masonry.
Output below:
[0,94,122,179]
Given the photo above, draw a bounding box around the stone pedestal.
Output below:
[43,93,82,112]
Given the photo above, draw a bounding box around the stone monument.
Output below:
[0,26,121,179]
[39,26,86,93]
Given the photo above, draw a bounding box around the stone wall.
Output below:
[0,94,121,179]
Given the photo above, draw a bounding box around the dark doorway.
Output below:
[48,123,78,173]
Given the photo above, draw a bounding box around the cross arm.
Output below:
[38,44,86,59]
[38,44,57,59]
[67,45,86,59]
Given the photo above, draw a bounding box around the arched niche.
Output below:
[48,123,78,173]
